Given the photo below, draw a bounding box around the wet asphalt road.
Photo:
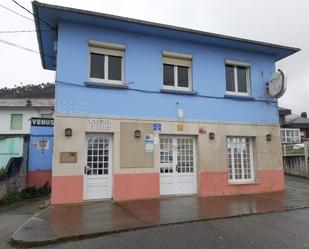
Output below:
[2,175,309,249]
[7,208,309,249]
[0,198,46,249]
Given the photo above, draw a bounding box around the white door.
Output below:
[160,136,197,195]
[84,134,112,200]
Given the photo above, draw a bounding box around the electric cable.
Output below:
[0,3,33,22]
[11,0,55,30]
[0,38,55,58]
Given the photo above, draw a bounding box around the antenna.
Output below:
[267,69,287,98]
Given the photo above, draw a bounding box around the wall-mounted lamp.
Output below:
[134,130,141,138]
[209,132,215,140]
[266,134,272,141]
[65,128,72,137]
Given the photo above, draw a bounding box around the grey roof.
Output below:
[0,98,54,108]
[283,116,309,129]
[279,107,292,116]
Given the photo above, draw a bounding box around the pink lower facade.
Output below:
[51,170,284,204]
[27,170,52,188]
[113,173,160,201]
[51,175,83,205]
[199,170,285,196]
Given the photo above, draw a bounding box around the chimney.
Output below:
[26,99,32,107]
[301,112,307,119]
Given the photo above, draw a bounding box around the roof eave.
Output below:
[32,1,301,68]
[32,2,46,70]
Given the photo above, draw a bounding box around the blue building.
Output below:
[33,1,299,204]
[27,118,54,188]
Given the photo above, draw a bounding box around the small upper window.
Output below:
[162,51,192,91]
[280,128,301,144]
[225,60,251,96]
[88,40,125,85]
[41,113,53,118]
[11,114,23,130]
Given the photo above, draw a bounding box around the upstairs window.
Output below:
[281,128,301,144]
[89,40,125,85]
[162,51,192,91]
[11,114,23,130]
[225,60,251,96]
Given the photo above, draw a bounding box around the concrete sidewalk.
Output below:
[11,183,309,247]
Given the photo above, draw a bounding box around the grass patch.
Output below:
[0,182,50,206]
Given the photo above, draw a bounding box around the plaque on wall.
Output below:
[60,152,77,163]
[87,119,112,130]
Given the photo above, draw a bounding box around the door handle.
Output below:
[176,165,180,173]
[84,165,90,174]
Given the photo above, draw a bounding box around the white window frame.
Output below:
[88,40,125,85]
[280,128,301,144]
[40,112,53,118]
[10,113,23,130]
[225,60,251,96]
[227,137,255,184]
[162,51,192,91]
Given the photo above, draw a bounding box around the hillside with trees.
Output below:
[0,83,55,99]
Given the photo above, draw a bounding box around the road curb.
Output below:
[10,205,309,248]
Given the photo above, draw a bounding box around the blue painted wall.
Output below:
[28,125,53,172]
[55,21,278,124]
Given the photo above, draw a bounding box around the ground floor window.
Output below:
[227,137,254,183]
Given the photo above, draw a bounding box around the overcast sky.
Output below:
[0,0,308,115]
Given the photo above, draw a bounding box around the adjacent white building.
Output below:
[0,98,54,197]
[0,99,54,135]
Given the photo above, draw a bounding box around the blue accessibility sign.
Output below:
[153,123,161,131]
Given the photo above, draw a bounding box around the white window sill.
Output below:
[224,94,255,100]
[160,88,197,95]
[85,81,128,89]
[228,181,259,186]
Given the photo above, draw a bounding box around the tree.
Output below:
[0,83,55,99]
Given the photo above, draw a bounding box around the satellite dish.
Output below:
[267,69,287,98]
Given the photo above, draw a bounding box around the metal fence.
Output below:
[283,141,309,177]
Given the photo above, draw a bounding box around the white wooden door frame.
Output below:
[159,135,197,195]
[83,133,113,200]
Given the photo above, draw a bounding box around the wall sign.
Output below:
[31,118,54,127]
[144,134,154,142]
[36,139,49,151]
[153,123,161,131]
[199,127,207,134]
[87,119,112,130]
[144,134,154,153]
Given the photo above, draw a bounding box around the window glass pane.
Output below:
[11,114,23,130]
[90,53,105,79]
[177,66,189,88]
[225,65,235,92]
[237,66,248,93]
[108,55,122,81]
[41,113,53,118]
[227,137,253,182]
[163,64,175,86]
